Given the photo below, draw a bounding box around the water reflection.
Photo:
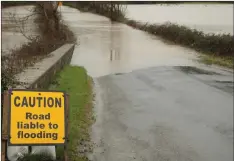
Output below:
[61,6,200,78]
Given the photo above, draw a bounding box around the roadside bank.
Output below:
[125,20,233,68]
[49,66,94,161]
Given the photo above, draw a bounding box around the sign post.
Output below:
[64,93,69,161]
[1,91,9,161]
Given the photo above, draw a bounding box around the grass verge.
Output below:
[49,66,93,161]
[198,55,233,69]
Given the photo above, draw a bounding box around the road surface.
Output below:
[90,66,233,161]
[59,6,233,161]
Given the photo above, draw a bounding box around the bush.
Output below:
[1,71,15,92]
[126,19,234,57]
[64,2,126,22]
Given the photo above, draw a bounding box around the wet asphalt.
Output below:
[59,6,234,161]
[90,66,233,161]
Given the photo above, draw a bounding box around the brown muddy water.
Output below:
[61,6,202,78]
[2,5,232,77]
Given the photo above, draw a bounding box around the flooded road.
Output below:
[61,6,233,161]
[126,4,233,35]
[61,6,202,78]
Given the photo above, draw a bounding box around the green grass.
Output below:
[198,55,233,69]
[49,65,93,161]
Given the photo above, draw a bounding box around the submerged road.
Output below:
[61,5,234,161]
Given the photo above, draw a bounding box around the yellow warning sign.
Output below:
[9,90,66,145]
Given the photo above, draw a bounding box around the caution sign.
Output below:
[8,90,66,145]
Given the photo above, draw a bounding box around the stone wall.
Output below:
[7,43,75,161]
[15,43,75,89]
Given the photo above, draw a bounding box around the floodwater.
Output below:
[1,6,38,56]
[61,6,202,78]
[126,4,233,35]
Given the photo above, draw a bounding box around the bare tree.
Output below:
[36,2,60,30]
[6,1,61,42]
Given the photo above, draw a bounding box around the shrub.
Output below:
[126,19,234,57]
[64,2,127,22]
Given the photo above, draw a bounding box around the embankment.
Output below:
[125,20,233,67]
